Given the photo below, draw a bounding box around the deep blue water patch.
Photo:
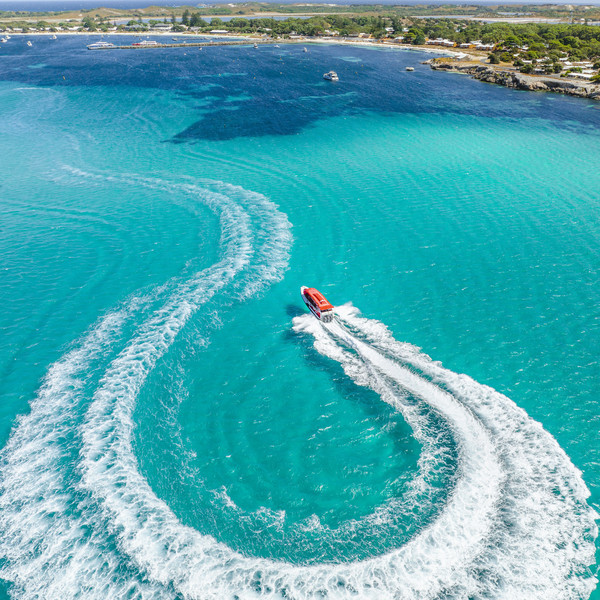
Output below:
[1,36,600,141]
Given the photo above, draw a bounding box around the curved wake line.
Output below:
[0,172,293,599]
[0,164,596,599]
[322,304,598,599]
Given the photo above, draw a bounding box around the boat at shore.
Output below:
[87,41,116,50]
[323,71,339,81]
[301,287,334,322]
[132,40,159,47]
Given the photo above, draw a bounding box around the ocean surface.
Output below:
[0,35,599,599]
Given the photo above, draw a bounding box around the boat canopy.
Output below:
[304,288,333,311]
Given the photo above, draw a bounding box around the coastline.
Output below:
[5,31,598,101]
[428,59,600,101]
[4,29,467,57]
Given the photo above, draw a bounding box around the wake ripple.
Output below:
[0,171,292,599]
[292,304,598,599]
[0,166,596,599]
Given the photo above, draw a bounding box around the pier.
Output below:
[89,40,281,50]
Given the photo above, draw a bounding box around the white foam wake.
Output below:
[0,309,167,598]
[1,164,596,599]
[0,171,292,599]
[306,304,599,599]
[76,301,595,600]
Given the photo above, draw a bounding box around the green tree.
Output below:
[189,13,203,27]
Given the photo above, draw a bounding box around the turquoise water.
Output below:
[0,35,599,598]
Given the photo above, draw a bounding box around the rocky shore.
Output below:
[428,59,600,101]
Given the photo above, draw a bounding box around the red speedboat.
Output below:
[301,287,334,322]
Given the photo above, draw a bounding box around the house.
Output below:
[428,38,456,47]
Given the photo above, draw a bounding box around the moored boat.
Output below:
[301,287,334,322]
[87,41,116,49]
[131,40,158,46]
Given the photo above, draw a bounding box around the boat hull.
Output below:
[301,286,334,322]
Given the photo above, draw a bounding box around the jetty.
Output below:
[89,39,280,50]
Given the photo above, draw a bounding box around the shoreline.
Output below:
[5,31,597,100]
[429,59,600,101]
[4,30,469,57]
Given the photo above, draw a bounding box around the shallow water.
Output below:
[0,35,598,599]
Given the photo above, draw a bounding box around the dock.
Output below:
[89,40,281,50]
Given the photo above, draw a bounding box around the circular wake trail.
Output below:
[0,171,293,599]
[0,163,596,599]
[304,304,598,600]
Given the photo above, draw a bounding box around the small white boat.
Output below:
[253,43,258,48]
[51,34,57,39]
[323,71,339,81]
[406,66,414,71]
[1,38,7,43]
[303,47,308,52]
[87,41,116,50]
[274,44,280,48]
[27,40,32,47]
